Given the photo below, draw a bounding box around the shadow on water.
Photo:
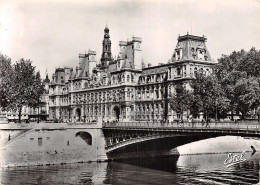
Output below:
[114,155,179,173]
[104,156,180,185]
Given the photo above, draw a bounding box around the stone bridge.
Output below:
[102,121,260,159]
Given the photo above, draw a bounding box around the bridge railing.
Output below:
[103,120,260,131]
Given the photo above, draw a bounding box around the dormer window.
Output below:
[176,51,180,59]
[175,49,182,60]
[197,49,205,60]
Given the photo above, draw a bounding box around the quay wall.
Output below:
[0,123,107,167]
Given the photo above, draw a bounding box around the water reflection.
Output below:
[0,153,259,185]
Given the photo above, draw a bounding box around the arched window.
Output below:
[156,74,160,82]
[138,77,142,84]
[194,67,198,75]
[147,76,151,83]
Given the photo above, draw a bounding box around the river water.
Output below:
[0,152,259,185]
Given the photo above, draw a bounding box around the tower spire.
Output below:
[101,25,112,68]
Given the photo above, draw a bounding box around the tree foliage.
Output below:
[215,47,260,118]
[0,57,45,122]
[0,55,13,109]
[169,83,192,120]
[190,73,229,120]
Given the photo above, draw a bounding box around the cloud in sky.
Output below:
[0,0,260,77]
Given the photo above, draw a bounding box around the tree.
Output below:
[234,77,260,118]
[3,59,45,122]
[0,55,14,110]
[169,83,192,120]
[215,48,260,119]
[190,72,229,120]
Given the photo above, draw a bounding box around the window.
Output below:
[176,50,181,60]
[38,138,42,146]
[198,49,204,60]
[127,75,130,82]
[177,67,181,76]
[194,67,198,74]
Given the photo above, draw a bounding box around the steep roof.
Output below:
[171,34,212,62]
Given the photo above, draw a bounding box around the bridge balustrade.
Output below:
[103,120,260,131]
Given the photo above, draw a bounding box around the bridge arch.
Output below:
[75,131,92,145]
[105,131,214,155]
[103,125,260,159]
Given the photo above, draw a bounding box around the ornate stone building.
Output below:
[49,27,215,123]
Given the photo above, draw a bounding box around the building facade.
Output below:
[49,27,215,123]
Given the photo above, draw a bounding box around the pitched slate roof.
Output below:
[171,34,212,62]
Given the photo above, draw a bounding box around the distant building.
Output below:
[48,27,215,123]
[27,74,50,121]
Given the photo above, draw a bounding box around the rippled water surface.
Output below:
[0,153,259,185]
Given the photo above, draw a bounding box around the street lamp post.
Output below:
[215,99,218,121]
[37,97,41,123]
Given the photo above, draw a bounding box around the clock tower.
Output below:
[101,26,112,68]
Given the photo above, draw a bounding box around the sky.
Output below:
[0,0,260,78]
